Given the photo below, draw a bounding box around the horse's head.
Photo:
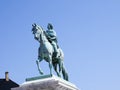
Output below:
[32,23,43,41]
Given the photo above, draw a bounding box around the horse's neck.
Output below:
[40,32,48,44]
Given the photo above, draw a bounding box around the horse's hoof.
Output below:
[39,70,44,75]
[50,74,53,77]
[40,72,44,75]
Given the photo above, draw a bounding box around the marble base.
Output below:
[11,75,79,90]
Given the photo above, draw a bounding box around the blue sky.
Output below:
[0,0,120,90]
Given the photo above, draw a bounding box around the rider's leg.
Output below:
[52,42,59,57]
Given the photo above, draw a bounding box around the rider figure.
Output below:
[45,23,59,58]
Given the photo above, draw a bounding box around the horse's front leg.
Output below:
[36,57,44,75]
[48,56,53,76]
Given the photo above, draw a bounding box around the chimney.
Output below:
[5,72,9,81]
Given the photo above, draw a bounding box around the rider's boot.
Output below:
[54,51,58,58]
[52,42,59,58]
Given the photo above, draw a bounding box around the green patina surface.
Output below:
[26,74,52,82]
[31,23,69,81]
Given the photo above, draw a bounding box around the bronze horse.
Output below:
[32,23,68,81]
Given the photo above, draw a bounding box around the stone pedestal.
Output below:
[11,75,79,90]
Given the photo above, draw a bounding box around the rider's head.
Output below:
[47,23,53,30]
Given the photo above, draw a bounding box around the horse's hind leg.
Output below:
[53,62,60,77]
[58,60,63,78]
[62,64,69,81]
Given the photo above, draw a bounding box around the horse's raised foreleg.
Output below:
[36,57,44,75]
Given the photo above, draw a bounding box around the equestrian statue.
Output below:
[32,23,68,81]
